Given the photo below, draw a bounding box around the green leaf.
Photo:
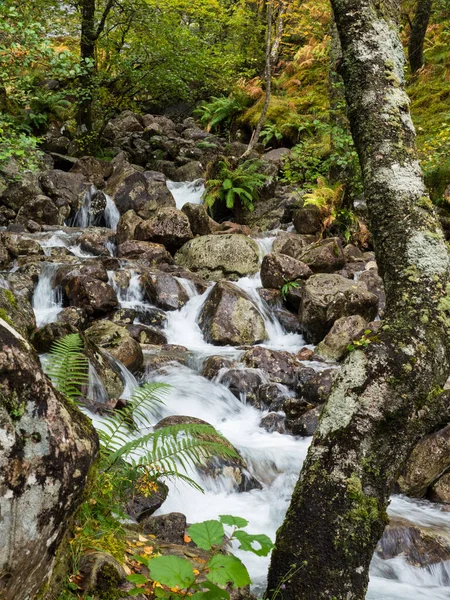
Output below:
[148,555,195,589]
[219,515,248,528]
[206,555,251,588]
[126,573,148,585]
[222,178,233,190]
[191,581,230,600]
[233,531,274,556]
[129,588,146,596]
[188,520,224,551]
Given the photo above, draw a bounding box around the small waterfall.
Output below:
[32,263,63,327]
[108,270,145,309]
[87,361,109,407]
[71,186,120,231]
[167,180,205,210]
[254,235,276,259]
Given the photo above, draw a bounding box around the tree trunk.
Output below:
[77,0,97,136]
[266,1,450,599]
[408,0,433,73]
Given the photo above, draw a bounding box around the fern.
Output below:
[45,333,89,402]
[194,95,246,133]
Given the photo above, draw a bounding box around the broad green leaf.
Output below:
[206,555,251,588]
[222,178,233,189]
[233,531,274,556]
[188,520,224,551]
[219,515,248,528]
[126,573,148,584]
[191,581,230,600]
[148,555,195,588]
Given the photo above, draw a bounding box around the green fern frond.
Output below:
[46,333,89,402]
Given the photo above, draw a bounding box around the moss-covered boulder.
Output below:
[260,252,312,289]
[298,237,345,273]
[198,281,267,346]
[314,315,368,362]
[135,207,193,253]
[175,234,260,281]
[0,286,36,340]
[85,320,143,373]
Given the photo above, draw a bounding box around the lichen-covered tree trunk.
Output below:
[408,0,433,73]
[0,321,98,599]
[266,1,450,599]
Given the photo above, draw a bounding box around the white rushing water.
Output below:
[167,179,205,209]
[71,186,120,231]
[22,182,450,599]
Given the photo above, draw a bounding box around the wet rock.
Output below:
[3,272,35,302]
[175,161,204,181]
[182,202,220,236]
[242,346,301,388]
[175,234,260,281]
[258,288,282,308]
[84,320,143,373]
[283,397,313,420]
[429,473,450,503]
[40,169,90,211]
[292,205,322,235]
[398,424,450,497]
[258,383,291,410]
[217,368,266,408]
[260,412,286,434]
[298,237,345,273]
[314,315,368,362]
[0,287,36,340]
[127,324,168,345]
[77,230,115,256]
[285,405,322,436]
[141,513,187,544]
[141,271,189,311]
[143,346,190,373]
[70,156,112,188]
[201,355,234,380]
[198,281,267,346]
[116,209,143,244]
[358,269,386,315]
[273,308,302,334]
[16,195,63,226]
[260,253,312,289]
[376,517,450,566]
[118,240,173,266]
[272,232,316,260]
[78,552,127,595]
[57,306,89,330]
[296,347,315,361]
[83,340,125,399]
[126,480,169,521]
[56,260,109,286]
[135,207,193,252]
[2,233,44,258]
[299,273,379,344]
[135,306,167,328]
[65,277,119,316]
[108,308,137,326]
[32,322,78,353]
[300,368,337,405]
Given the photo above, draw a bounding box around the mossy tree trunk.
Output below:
[266,1,450,599]
[408,0,433,74]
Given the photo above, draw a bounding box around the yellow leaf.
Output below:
[143,546,154,554]
[138,534,147,542]
[184,534,192,543]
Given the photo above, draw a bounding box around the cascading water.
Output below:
[17,179,450,598]
[167,179,205,209]
[71,185,120,231]
[32,263,63,326]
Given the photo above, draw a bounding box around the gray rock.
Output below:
[261,253,312,289]
[314,315,368,362]
[141,271,189,311]
[298,237,345,273]
[293,205,322,235]
[85,320,143,373]
[135,207,193,252]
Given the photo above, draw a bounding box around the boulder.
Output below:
[141,271,189,311]
[78,552,127,595]
[0,320,97,600]
[57,306,88,330]
[77,230,114,257]
[70,156,112,188]
[85,320,143,373]
[198,281,267,346]
[273,232,316,259]
[116,210,143,244]
[32,322,78,354]
[298,237,345,273]
[3,272,35,302]
[285,405,322,436]
[125,480,168,521]
[429,472,450,503]
[56,260,108,286]
[118,240,173,266]
[83,340,125,400]
[16,195,63,226]
[141,513,187,544]
[358,269,385,315]
[258,383,291,410]
[260,412,286,434]
[103,111,144,143]
[293,205,322,235]
[175,234,260,281]
[40,169,90,211]
[217,368,266,408]
[299,273,379,344]
[397,424,450,497]
[0,287,36,340]
[242,347,302,389]
[64,277,119,316]
[314,315,368,362]
[201,355,234,380]
[175,161,204,181]
[134,306,167,328]
[126,324,167,345]
[135,207,193,252]
[260,253,312,289]
[300,368,337,405]
[0,169,42,212]
[182,202,220,236]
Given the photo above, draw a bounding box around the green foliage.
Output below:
[127,515,273,598]
[194,94,248,135]
[204,158,270,213]
[347,330,374,353]
[45,333,89,402]
[281,280,300,300]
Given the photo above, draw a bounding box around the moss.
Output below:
[3,288,17,308]
[0,308,13,327]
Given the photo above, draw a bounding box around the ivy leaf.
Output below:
[206,555,251,588]
[148,555,196,588]
[219,515,248,528]
[191,581,230,600]
[188,520,224,551]
[233,530,274,556]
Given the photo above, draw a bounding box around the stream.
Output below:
[25,181,450,600]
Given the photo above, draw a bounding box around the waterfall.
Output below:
[71,186,120,231]
[32,263,63,327]
[167,179,205,210]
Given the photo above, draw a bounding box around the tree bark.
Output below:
[266,1,450,599]
[408,0,433,74]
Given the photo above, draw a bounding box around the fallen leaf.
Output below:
[184,534,192,543]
